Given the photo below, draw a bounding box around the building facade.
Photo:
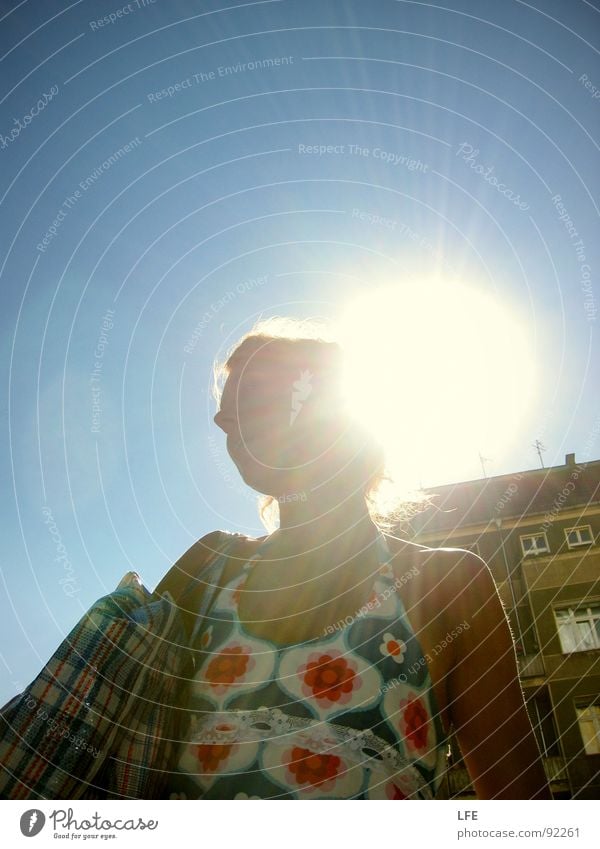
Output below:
[405,453,600,799]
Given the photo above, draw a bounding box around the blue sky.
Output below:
[0,0,599,704]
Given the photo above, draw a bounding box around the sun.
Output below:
[335,278,536,489]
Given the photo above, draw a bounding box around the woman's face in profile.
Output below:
[214,362,297,492]
[214,353,348,496]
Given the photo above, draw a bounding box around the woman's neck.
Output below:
[272,491,379,557]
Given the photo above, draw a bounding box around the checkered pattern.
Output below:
[0,532,237,799]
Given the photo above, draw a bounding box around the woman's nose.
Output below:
[214,411,234,431]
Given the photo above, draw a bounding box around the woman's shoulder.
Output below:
[178,528,265,565]
[382,533,493,614]
[155,529,262,601]
[384,531,487,570]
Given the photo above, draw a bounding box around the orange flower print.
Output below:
[386,782,408,800]
[366,588,379,607]
[379,561,394,578]
[205,644,254,694]
[379,632,407,664]
[286,746,341,788]
[399,694,430,751]
[194,743,233,773]
[300,651,361,707]
[384,772,415,799]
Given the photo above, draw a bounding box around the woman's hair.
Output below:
[212,315,429,533]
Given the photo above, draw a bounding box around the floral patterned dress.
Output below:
[168,532,449,799]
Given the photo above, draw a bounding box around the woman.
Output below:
[157,316,550,800]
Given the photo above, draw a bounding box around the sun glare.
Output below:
[335,279,536,489]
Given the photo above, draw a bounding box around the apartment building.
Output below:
[404,453,600,799]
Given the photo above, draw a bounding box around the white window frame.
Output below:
[565,525,594,549]
[575,703,600,755]
[520,532,550,556]
[555,604,600,653]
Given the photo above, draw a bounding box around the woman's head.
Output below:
[212,316,419,532]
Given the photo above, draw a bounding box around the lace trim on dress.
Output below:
[187,706,432,798]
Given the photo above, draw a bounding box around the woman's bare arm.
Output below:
[447,552,551,799]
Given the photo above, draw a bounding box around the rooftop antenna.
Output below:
[478,452,491,478]
[533,439,546,468]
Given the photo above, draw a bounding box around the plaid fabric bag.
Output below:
[0,531,240,800]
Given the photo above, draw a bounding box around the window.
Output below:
[528,694,561,758]
[520,533,549,556]
[565,525,594,548]
[555,605,600,652]
[576,704,600,755]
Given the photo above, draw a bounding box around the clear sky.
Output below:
[0,0,599,705]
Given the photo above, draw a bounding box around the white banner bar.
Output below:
[0,799,597,847]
